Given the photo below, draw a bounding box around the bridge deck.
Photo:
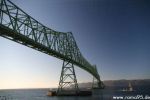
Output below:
[0,0,103,87]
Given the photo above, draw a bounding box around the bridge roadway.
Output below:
[0,0,103,87]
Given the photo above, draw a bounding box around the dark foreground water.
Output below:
[0,86,150,100]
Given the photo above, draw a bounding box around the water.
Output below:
[0,86,150,100]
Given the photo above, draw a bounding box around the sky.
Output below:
[0,0,150,89]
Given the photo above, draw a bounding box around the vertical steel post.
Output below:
[0,0,3,24]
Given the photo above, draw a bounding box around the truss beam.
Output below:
[0,0,102,84]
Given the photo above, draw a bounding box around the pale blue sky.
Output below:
[0,0,150,89]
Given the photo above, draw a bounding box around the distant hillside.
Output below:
[77,79,150,88]
[103,79,150,87]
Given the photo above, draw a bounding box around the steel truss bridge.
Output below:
[0,0,104,93]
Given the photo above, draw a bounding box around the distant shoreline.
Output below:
[0,79,150,90]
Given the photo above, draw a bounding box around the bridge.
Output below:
[0,0,104,94]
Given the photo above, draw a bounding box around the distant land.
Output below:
[77,79,150,88]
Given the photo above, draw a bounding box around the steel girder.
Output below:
[0,0,102,85]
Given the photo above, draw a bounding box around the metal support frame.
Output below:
[57,60,79,94]
[92,65,105,89]
[0,0,104,87]
[92,76,105,89]
[92,76,99,89]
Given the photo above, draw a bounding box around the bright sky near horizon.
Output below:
[0,0,150,89]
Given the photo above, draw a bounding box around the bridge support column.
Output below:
[92,77,99,89]
[57,60,79,95]
[92,77,105,89]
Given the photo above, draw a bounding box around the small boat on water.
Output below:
[120,82,134,92]
[128,82,133,91]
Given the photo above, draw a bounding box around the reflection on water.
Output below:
[0,86,149,100]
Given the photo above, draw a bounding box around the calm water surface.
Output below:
[0,86,149,100]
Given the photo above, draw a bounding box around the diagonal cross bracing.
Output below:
[0,0,101,83]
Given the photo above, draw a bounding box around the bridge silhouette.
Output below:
[0,0,104,94]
